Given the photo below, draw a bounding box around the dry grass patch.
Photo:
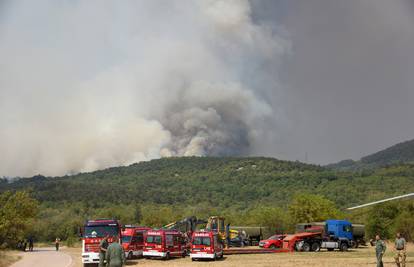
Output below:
[0,250,21,267]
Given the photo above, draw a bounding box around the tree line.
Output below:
[1,190,413,248]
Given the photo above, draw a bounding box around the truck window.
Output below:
[122,235,132,243]
[343,225,352,232]
[135,234,143,243]
[146,235,162,244]
[193,237,211,246]
[166,235,173,246]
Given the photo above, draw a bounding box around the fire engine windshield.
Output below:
[84,225,119,238]
[193,237,211,246]
[146,235,162,244]
[121,235,132,243]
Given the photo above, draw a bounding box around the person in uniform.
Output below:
[375,234,386,267]
[99,235,109,267]
[394,232,406,267]
[105,236,125,267]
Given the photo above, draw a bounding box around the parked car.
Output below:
[259,234,285,249]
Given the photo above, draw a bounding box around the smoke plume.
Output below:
[0,0,288,177]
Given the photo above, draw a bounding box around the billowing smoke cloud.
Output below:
[0,0,288,177]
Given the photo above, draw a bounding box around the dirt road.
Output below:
[10,247,72,267]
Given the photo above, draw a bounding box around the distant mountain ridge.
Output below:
[327,139,414,171]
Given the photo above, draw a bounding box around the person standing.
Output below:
[28,237,34,252]
[55,237,61,251]
[105,236,125,267]
[394,232,406,267]
[99,235,109,267]
[375,234,387,267]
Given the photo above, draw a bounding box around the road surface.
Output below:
[10,247,72,267]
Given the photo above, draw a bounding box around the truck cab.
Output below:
[190,231,223,261]
[121,226,151,259]
[143,230,186,259]
[293,220,354,252]
[81,219,121,266]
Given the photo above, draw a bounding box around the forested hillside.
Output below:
[1,156,414,243]
[327,139,414,171]
[2,157,414,208]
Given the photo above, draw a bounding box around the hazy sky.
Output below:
[1,0,414,176]
[253,0,414,163]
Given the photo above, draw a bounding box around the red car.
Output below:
[259,235,286,249]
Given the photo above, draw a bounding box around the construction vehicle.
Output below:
[205,216,266,246]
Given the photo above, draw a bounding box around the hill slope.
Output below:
[1,157,414,209]
[327,139,414,171]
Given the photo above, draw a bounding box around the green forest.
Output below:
[1,155,414,247]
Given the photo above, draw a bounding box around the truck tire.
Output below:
[127,251,133,259]
[311,242,320,252]
[164,252,170,260]
[340,242,349,251]
[269,244,276,249]
[302,242,311,252]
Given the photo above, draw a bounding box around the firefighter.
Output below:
[375,234,386,267]
[105,236,125,267]
[99,235,109,267]
[394,232,406,267]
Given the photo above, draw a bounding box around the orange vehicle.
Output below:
[121,225,151,259]
[190,231,223,261]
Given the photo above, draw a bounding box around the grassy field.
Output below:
[0,251,21,267]
[63,243,413,267]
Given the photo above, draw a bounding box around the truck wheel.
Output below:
[165,252,170,260]
[127,251,133,259]
[340,243,349,251]
[269,244,276,249]
[302,242,311,252]
[311,242,320,252]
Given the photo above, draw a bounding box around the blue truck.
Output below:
[294,220,365,252]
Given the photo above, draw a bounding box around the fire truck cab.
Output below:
[190,231,223,261]
[143,230,187,260]
[81,219,121,266]
[121,226,151,259]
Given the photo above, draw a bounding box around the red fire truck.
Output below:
[121,225,151,259]
[81,219,122,266]
[143,229,187,259]
[190,231,223,261]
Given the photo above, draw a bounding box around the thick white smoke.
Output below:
[0,0,289,177]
